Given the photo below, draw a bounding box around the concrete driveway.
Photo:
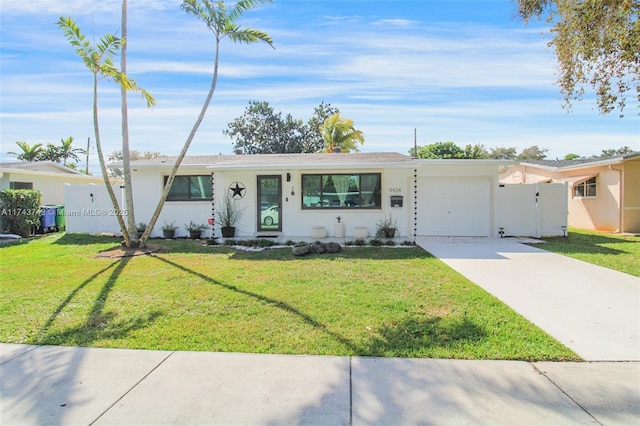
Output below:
[416,237,640,361]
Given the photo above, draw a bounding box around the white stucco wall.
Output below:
[1,170,102,205]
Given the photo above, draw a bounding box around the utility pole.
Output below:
[86,136,90,174]
[413,128,417,158]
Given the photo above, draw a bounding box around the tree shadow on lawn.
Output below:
[363,317,486,357]
[539,231,639,257]
[52,233,122,246]
[36,256,162,347]
[151,255,487,357]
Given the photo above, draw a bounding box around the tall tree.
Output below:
[224,101,306,154]
[39,144,63,163]
[600,145,634,157]
[120,0,139,244]
[516,0,639,115]
[517,145,549,160]
[58,136,85,165]
[417,141,464,159]
[140,0,274,247]
[8,141,43,162]
[224,100,338,153]
[304,101,340,152]
[463,144,490,159]
[57,16,155,248]
[319,113,365,153]
[489,146,518,160]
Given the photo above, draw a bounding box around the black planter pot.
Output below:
[382,229,396,238]
[221,226,236,238]
[162,230,175,239]
[189,230,202,239]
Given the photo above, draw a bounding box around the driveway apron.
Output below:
[416,238,640,361]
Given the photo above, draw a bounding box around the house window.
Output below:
[164,175,212,201]
[301,173,381,209]
[9,182,33,190]
[573,177,597,198]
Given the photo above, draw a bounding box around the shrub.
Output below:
[0,189,42,237]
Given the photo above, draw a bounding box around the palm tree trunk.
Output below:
[93,73,130,247]
[139,39,221,248]
[120,0,137,246]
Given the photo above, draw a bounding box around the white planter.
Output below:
[311,226,327,239]
[334,223,345,238]
[353,226,369,239]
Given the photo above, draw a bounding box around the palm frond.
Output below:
[229,0,273,22]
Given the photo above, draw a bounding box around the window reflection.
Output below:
[302,173,381,209]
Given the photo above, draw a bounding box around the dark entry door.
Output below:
[257,175,282,232]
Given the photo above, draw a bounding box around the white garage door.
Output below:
[417,178,490,237]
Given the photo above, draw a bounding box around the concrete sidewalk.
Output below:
[417,238,640,362]
[2,344,639,425]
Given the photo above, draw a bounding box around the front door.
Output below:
[257,175,282,232]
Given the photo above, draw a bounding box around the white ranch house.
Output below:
[65,152,567,239]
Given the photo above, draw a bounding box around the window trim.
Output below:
[573,176,597,198]
[163,175,212,201]
[301,172,382,210]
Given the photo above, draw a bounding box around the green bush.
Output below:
[0,189,42,237]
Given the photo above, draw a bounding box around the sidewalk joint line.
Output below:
[90,351,175,425]
[0,344,41,366]
[530,363,602,425]
[349,357,353,426]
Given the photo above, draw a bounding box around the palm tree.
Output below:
[119,0,139,244]
[8,141,44,161]
[319,113,365,153]
[140,0,274,247]
[58,136,85,165]
[57,16,155,248]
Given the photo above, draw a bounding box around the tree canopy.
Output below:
[516,0,639,116]
[414,142,489,159]
[224,101,339,154]
[412,142,550,160]
[8,138,85,166]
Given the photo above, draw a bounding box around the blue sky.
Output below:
[1,0,638,171]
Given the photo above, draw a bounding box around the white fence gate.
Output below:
[64,183,122,235]
[497,183,568,237]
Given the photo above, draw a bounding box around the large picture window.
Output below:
[573,176,596,198]
[164,175,212,201]
[302,173,381,209]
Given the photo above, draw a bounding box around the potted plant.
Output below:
[216,193,244,238]
[136,222,147,239]
[161,221,177,239]
[185,221,206,239]
[375,214,397,238]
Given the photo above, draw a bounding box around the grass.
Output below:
[0,233,578,361]
[537,229,640,277]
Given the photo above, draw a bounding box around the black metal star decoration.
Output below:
[229,181,246,199]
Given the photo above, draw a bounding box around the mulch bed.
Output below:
[96,244,163,259]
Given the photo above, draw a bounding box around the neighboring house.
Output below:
[499,152,640,233]
[0,161,103,204]
[67,152,562,240]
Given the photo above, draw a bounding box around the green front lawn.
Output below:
[539,229,640,277]
[0,233,578,361]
